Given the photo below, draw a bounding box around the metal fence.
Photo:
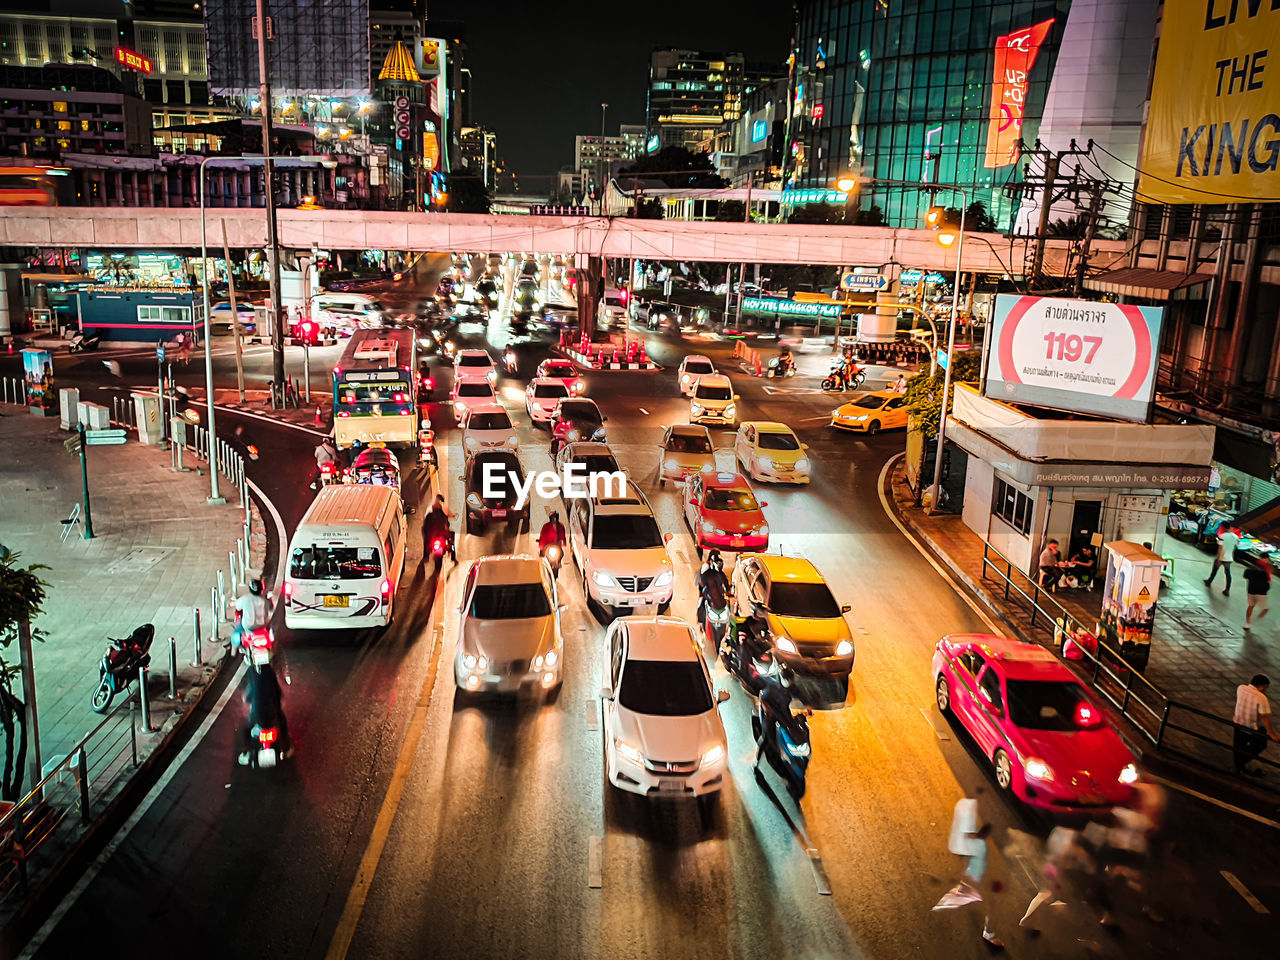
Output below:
[0,690,141,908]
[978,541,1279,780]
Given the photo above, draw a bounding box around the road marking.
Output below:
[1221,870,1270,914]
[585,699,598,731]
[588,835,604,888]
[919,706,951,740]
[806,848,832,895]
[324,573,447,960]
[638,408,649,415]
[1144,773,1280,830]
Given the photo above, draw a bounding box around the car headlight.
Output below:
[1118,762,1139,785]
[487,370,497,382]
[691,403,704,415]
[464,437,478,450]
[795,458,811,472]
[1024,758,1054,781]
[701,520,715,534]
[544,648,559,667]
[724,404,736,417]
[466,493,482,509]
[756,523,769,536]
[785,739,811,758]
[615,738,643,765]
[700,744,725,766]
[836,639,853,656]
[591,570,617,588]
[757,457,773,469]
[681,374,691,383]
[573,382,584,394]
[654,570,674,587]
[776,636,797,654]
[454,402,466,413]
[506,436,519,446]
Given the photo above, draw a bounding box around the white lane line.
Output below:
[806,848,832,895]
[919,706,951,740]
[1144,773,1280,831]
[1221,870,1270,914]
[585,699,599,731]
[588,835,604,889]
[638,408,649,415]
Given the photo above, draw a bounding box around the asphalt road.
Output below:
[12,265,1277,960]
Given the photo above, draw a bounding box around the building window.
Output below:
[138,306,162,322]
[992,478,1032,535]
[53,101,67,113]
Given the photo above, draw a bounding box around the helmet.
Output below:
[778,664,795,685]
[707,549,723,568]
[248,579,264,596]
[548,511,559,522]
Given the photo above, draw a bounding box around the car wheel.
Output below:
[867,420,881,436]
[993,748,1013,792]
[658,600,671,615]
[935,675,951,715]
[658,478,665,488]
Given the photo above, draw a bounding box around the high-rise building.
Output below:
[646,49,746,153]
[574,134,635,174]
[460,124,502,190]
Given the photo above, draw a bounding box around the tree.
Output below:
[714,200,746,222]
[0,550,48,801]
[904,349,984,441]
[939,202,997,233]
[633,198,663,219]
[786,201,886,226]
[617,146,726,189]
[1046,214,1088,238]
[442,174,491,214]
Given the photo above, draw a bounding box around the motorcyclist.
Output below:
[754,663,795,768]
[423,494,456,562]
[538,511,566,553]
[311,436,339,489]
[697,549,731,625]
[775,347,795,375]
[839,347,862,389]
[232,578,270,651]
[238,659,291,765]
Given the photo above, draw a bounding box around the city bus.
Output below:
[0,166,72,206]
[332,328,418,451]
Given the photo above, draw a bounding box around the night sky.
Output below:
[427,1,794,184]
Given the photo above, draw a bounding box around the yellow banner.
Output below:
[1139,1,1280,203]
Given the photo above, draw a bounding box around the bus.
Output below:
[333,329,418,451]
[0,166,72,206]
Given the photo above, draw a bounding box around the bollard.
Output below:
[194,605,204,665]
[168,637,177,699]
[230,549,240,592]
[216,569,226,621]
[137,666,151,731]
[76,749,90,824]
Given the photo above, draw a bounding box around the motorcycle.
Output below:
[717,616,773,695]
[316,461,341,488]
[752,704,811,800]
[766,355,795,379]
[442,339,457,360]
[541,541,564,579]
[430,530,455,572]
[68,333,101,353]
[703,593,732,647]
[418,425,438,470]
[503,348,518,376]
[821,360,866,392]
[91,623,155,713]
[238,626,275,665]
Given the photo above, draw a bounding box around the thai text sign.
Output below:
[984,19,1054,168]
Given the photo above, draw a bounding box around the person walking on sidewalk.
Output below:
[1233,674,1277,776]
[933,795,1004,948]
[1243,557,1271,631]
[1204,526,1240,595]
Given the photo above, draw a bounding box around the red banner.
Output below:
[983,18,1054,169]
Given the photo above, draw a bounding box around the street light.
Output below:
[199,153,334,504]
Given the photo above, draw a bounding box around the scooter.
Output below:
[430,530,455,572]
[236,625,275,666]
[540,541,563,579]
[91,623,155,713]
[752,704,811,799]
[418,425,437,470]
[703,594,732,647]
[68,333,101,353]
[766,355,795,378]
[717,616,772,694]
[247,724,281,769]
[821,359,865,392]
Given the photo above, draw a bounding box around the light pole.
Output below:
[199,154,332,504]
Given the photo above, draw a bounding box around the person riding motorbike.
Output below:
[503,345,518,374]
[754,663,796,768]
[238,659,291,765]
[232,579,270,652]
[311,436,339,489]
[538,511,566,552]
[839,347,862,390]
[698,549,731,625]
[423,494,456,562]
[774,348,795,376]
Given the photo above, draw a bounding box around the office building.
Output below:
[0,63,151,158]
[646,48,746,153]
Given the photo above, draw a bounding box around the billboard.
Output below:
[1140,2,1280,203]
[984,19,1054,168]
[984,294,1163,422]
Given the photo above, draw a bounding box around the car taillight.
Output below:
[380,579,391,605]
[339,411,350,417]
[398,409,411,415]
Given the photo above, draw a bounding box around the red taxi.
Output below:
[682,471,768,557]
[535,359,585,395]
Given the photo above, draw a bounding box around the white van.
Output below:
[283,484,406,630]
[315,292,388,332]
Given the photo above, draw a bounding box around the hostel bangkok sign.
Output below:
[1140,1,1280,202]
[984,19,1054,168]
[984,294,1164,423]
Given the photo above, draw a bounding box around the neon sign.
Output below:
[751,119,767,143]
[115,46,153,74]
[811,104,824,120]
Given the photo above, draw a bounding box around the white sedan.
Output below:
[462,403,519,457]
[525,378,571,426]
[602,617,729,801]
[677,355,717,396]
[450,379,498,423]
[454,349,498,384]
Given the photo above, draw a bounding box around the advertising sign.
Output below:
[984,294,1163,422]
[743,297,840,318]
[984,19,1054,168]
[115,46,153,74]
[21,348,54,416]
[1139,2,1280,203]
[422,39,441,77]
[1099,541,1164,671]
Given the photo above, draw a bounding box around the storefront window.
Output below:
[993,478,1032,534]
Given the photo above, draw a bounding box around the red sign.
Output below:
[811,103,824,120]
[115,46,153,74]
[983,19,1053,168]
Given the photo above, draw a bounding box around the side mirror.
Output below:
[841,603,851,613]
[663,533,674,543]
[716,689,730,704]
[689,497,697,505]
[733,394,741,400]
[602,415,608,421]
[558,603,568,611]
[599,685,613,701]
[457,475,465,482]
[759,500,768,507]
[802,443,810,450]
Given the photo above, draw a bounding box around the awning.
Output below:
[1233,495,1280,543]
[1083,268,1213,301]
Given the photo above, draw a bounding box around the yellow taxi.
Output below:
[830,390,910,434]
[732,421,810,484]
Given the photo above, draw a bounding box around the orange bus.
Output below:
[0,166,71,206]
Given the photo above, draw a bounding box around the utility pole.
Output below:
[1024,139,1092,288]
[254,0,285,393]
[221,220,246,402]
[1074,181,1105,296]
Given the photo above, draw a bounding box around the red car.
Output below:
[535,359,584,395]
[932,634,1139,812]
[682,471,768,557]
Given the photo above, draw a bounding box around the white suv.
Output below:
[569,481,674,619]
[454,349,497,384]
[602,617,730,800]
[461,403,519,457]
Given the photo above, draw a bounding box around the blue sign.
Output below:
[752,119,768,143]
[936,349,949,370]
[900,268,947,285]
[840,272,888,293]
[780,187,848,207]
[156,343,165,362]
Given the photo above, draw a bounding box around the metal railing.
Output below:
[0,689,141,907]
[978,540,1280,781]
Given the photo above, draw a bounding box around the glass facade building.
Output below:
[790,0,1071,229]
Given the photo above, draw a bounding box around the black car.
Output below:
[463,451,529,534]
[514,279,542,312]
[519,259,540,280]
[550,399,607,455]
[475,276,499,308]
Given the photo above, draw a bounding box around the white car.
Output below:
[733,421,811,484]
[454,349,498,384]
[597,291,629,329]
[689,374,738,426]
[569,481,674,619]
[677,355,717,397]
[462,403,519,457]
[525,378,570,425]
[455,555,563,696]
[535,359,584,395]
[602,617,730,799]
[451,379,498,423]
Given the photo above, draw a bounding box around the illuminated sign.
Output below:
[422,39,440,77]
[900,269,947,285]
[422,131,440,170]
[780,187,848,206]
[811,104,824,120]
[751,119,768,143]
[115,46,153,74]
[983,19,1053,168]
[646,134,659,152]
[743,297,841,318]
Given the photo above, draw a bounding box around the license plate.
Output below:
[492,509,507,518]
[614,598,632,607]
[730,538,745,548]
[658,779,684,792]
[323,595,349,607]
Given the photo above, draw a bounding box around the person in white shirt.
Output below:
[1233,674,1278,775]
[1204,525,1240,595]
[233,579,271,649]
[891,374,908,394]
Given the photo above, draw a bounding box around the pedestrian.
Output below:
[1038,539,1063,589]
[891,373,908,393]
[933,795,1004,948]
[1243,557,1271,630]
[1204,525,1240,595]
[1233,673,1278,775]
[1019,825,1083,929]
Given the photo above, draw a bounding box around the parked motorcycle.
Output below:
[91,623,155,713]
[68,333,101,354]
[752,703,811,799]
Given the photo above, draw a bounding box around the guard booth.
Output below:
[1099,541,1165,671]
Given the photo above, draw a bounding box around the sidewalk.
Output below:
[885,457,1280,795]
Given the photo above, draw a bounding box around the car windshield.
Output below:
[704,488,758,511]
[545,364,576,377]
[289,546,382,580]
[619,660,713,716]
[591,514,663,549]
[666,434,712,454]
[477,280,496,292]
[685,361,714,375]
[851,395,888,409]
[604,296,624,307]
[768,581,841,618]
[468,412,510,430]
[1006,679,1103,731]
[560,401,601,423]
[573,455,619,475]
[469,582,550,619]
[458,382,493,398]
[695,384,732,401]
[757,431,800,451]
[459,354,491,367]
[338,381,412,405]
[534,383,568,398]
